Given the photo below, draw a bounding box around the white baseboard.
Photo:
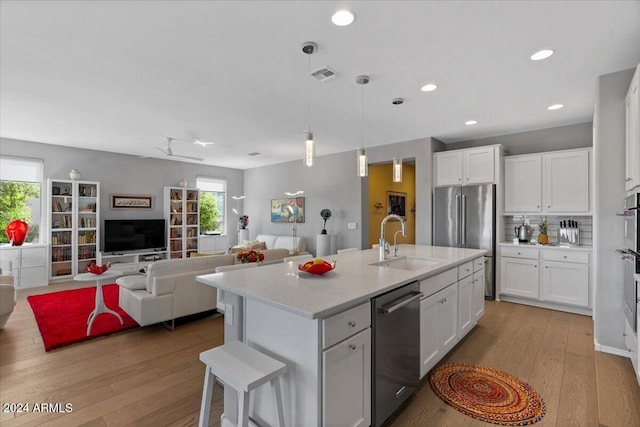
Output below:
[594,340,630,358]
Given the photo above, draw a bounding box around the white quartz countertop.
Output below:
[197,245,486,320]
[498,242,592,252]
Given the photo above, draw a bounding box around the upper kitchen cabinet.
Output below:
[504,155,542,213]
[504,148,591,215]
[625,65,639,192]
[434,145,503,186]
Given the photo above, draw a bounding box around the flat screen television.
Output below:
[103,219,166,253]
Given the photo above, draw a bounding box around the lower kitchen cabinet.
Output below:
[473,270,485,321]
[499,244,592,313]
[420,283,458,378]
[458,273,474,337]
[541,260,589,306]
[322,328,371,427]
[500,256,539,299]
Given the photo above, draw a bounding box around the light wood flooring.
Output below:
[1,282,639,426]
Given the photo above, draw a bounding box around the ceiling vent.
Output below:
[310,66,339,82]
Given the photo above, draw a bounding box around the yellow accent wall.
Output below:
[368,163,416,248]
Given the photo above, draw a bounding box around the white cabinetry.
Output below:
[543,150,590,213]
[504,155,542,213]
[434,151,463,186]
[503,148,591,215]
[198,235,229,254]
[48,179,100,279]
[625,65,640,192]
[625,318,638,379]
[322,302,371,427]
[500,247,539,299]
[540,250,590,307]
[473,257,486,321]
[0,245,48,288]
[420,281,458,378]
[458,271,474,337]
[434,146,501,187]
[164,187,199,258]
[499,245,592,313]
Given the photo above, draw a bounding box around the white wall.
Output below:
[243,137,437,255]
[593,68,636,351]
[0,137,244,246]
[446,122,593,154]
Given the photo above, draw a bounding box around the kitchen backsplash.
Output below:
[504,215,592,246]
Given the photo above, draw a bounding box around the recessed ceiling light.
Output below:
[331,10,355,26]
[421,83,437,92]
[547,104,564,110]
[530,49,554,61]
[465,120,478,125]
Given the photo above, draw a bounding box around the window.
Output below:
[0,156,43,243]
[196,177,226,234]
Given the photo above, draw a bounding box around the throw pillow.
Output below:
[247,241,267,250]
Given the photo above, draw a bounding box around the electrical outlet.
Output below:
[348,222,358,230]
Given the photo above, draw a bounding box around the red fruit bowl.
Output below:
[298,260,336,275]
[85,263,111,275]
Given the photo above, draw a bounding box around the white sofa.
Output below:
[254,234,306,254]
[116,249,291,327]
[117,254,235,327]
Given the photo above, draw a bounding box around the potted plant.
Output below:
[320,209,332,235]
[537,217,549,245]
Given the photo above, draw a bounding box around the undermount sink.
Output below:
[370,256,443,271]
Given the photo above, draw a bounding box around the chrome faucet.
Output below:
[380,214,406,261]
[393,230,403,257]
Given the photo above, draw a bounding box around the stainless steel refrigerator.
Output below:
[433,184,496,299]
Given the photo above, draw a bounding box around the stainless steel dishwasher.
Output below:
[372,281,422,427]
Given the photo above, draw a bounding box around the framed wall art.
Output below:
[110,194,153,210]
[271,197,305,223]
[387,191,406,218]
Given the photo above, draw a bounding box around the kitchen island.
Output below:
[197,244,486,427]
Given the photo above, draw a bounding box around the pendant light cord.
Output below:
[361,83,364,150]
[308,54,311,133]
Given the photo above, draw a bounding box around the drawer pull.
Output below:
[517,252,521,255]
[563,256,567,259]
[348,321,356,327]
[349,344,357,350]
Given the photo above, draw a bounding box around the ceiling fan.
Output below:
[150,137,205,161]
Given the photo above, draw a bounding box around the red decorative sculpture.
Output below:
[6,220,29,246]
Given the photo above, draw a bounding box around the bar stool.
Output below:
[199,340,287,427]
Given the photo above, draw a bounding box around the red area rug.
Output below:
[27,284,138,351]
[429,363,546,425]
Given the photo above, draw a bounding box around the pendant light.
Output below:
[356,75,370,177]
[302,42,317,167]
[392,98,404,183]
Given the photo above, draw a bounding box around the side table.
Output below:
[74,269,124,336]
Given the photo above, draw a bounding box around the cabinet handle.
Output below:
[545,266,548,269]
[349,344,357,350]
[517,252,521,255]
[348,321,356,327]
[626,177,633,182]
[534,265,537,268]
[548,205,551,208]
[623,332,628,337]
[537,205,540,208]
[563,256,567,259]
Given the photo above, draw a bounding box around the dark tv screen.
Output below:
[103,219,166,253]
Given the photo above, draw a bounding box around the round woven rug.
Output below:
[428,363,546,425]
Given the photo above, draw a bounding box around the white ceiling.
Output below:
[1,1,639,169]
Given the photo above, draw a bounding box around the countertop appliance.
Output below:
[515,221,533,242]
[372,281,422,427]
[618,192,639,332]
[434,184,496,299]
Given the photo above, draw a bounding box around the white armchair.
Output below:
[0,260,16,329]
